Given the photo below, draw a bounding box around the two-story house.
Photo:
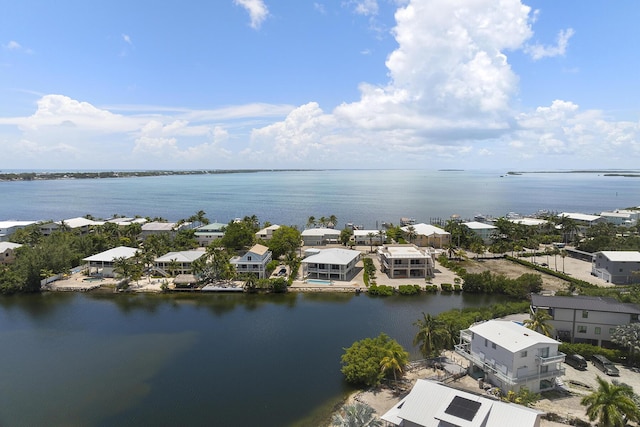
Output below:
[301,227,341,246]
[230,244,272,279]
[0,220,37,241]
[377,244,434,279]
[83,246,139,278]
[154,250,206,276]
[255,224,280,242]
[400,223,450,248]
[530,294,640,346]
[194,222,227,246]
[0,242,21,264]
[455,320,564,393]
[592,250,640,284]
[462,221,498,245]
[301,248,360,281]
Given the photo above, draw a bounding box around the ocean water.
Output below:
[1,169,639,227]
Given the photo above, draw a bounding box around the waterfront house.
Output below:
[194,222,227,246]
[83,246,139,278]
[0,241,21,264]
[0,220,37,241]
[353,229,385,246]
[530,294,640,346]
[154,250,206,277]
[401,223,450,248]
[455,320,564,393]
[230,244,272,279]
[301,248,360,281]
[381,379,544,427]
[255,224,281,242]
[301,227,341,246]
[592,250,640,284]
[40,217,99,236]
[462,221,497,244]
[140,221,188,239]
[599,210,638,227]
[377,244,434,279]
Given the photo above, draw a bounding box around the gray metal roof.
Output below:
[531,294,640,315]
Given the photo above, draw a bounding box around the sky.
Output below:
[1,0,639,171]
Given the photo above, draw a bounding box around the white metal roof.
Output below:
[378,244,428,259]
[401,223,450,236]
[0,242,22,251]
[509,218,547,226]
[142,222,178,231]
[558,212,601,222]
[469,320,559,353]
[353,229,384,237]
[382,379,543,427]
[0,220,37,229]
[462,221,497,230]
[301,248,360,265]
[155,250,206,263]
[301,227,341,237]
[56,217,99,228]
[598,250,640,262]
[83,246,138,262]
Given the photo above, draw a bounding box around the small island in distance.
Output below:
[507,170,640,177]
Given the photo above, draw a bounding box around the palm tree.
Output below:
[581,376,640,427]
[377,230,385,245]
[306,216,316,229]
[405,225,417,244]
[524,309,553,337]
[560,249,568,273]
[367,232,375,253]
[380,344,409,383]
[413,312,446,358]
[332,402,382,427]
[329,214,338,229]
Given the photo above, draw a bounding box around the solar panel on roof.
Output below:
[444,396,481,421]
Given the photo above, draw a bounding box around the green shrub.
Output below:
[453,284,462,292]
[558,342,625,363]
[368,284,394,296]
[398,284,421,295]
[440,283,453,292]
[424,284,438,293]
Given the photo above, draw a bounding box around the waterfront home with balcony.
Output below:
[377,244,434,279]
[0,220,37,241]
[194,222,227,246]
[301,227,341,246]
[301,248,360,281]
[400,223,450,248]
[455,320,564,393]
[530,294,640,346]
[230,244,272,279]
[83,246,139,278]
[154,250,206,277]
[255,224,280,242]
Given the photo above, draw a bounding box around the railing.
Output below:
[537,352,566,365]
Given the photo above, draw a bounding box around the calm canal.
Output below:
[0,291,509,426]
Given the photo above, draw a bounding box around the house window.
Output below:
[582,310,589,319]
[540,365,549,374]
[610,328,616,334]
[577,326,587,333]
[247,256,252,261]
[484,339,488,347]
[491,342,496,349]
[521,351,527,358]
[539,347,549,358]
[595,327,601,335]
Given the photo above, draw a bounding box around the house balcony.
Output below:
[455,344,565,386]
[537,352,565,365]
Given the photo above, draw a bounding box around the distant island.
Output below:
[0,169,310,182]
[507,170,640,177]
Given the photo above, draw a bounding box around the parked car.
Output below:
[592,354,619,376]
[564,353,587,370]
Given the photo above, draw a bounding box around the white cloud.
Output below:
[349,0,379,16]
[4,40,22,50]
[122,34,133,45]
[234,0,269,29]
[525,28,575,60]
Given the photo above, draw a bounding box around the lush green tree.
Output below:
[367,232,376,253]
[220,221,255,251]
[404,225,417,244]
[173,228,198,250]
[524,309,553,337]
[306,216,316,229]
[267,226,301,259]
[331,402,382,427]
[380,344,409,383]
[339,227,354,246]
[611,323,640,363]
[340,333,407,387]
[581,376,640,427]
[413,312,446,358]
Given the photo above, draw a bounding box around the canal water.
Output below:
[0,291,509,426]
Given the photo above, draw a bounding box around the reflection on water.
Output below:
[0,292,510,426]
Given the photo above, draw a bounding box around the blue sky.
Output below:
[1,0,639,171]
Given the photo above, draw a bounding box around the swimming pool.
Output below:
[306,279,333,285]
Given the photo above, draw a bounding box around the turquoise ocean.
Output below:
[2,169,639,225]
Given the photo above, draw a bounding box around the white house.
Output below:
[230,244,272,279]
[255,224,281,242]
[377,244,434,279]
[141,221,188,239]
[530,294,640,346]
[592,250,640,284]
[83,246,139,278]
[40,217,99,236]
[599,211,637,227]
[462,221,498,244]
[301,227,341,246]
[455,320,564,393]
[194,222,227,246]
[154,250,206,276]
[301,248,360,281]
[353,229,385,246]
[0,220,37,241]
[0,241,22,264]
[382,379,544,427]
[401,223,450,248]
